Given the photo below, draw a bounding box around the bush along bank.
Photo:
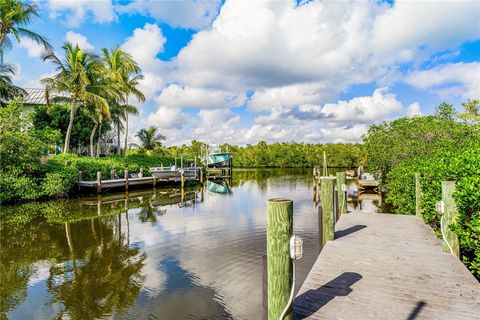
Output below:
[362,101,480,279]
[0,153,174,204]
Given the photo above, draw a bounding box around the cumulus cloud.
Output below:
[407,103,423,118]
[64,31,94,51]
[19,38,48,58]
[48,0,116,27]
[404,62,480,100]
[116,0,221,30]
[156,84,246,110]
[121,23,168,99]
[172,0,478,103]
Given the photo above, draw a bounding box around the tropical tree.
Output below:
[135,126,166,151]
[0,0,51,62]
[0,62,24,103]
[101,47,144,155]
[41,43,114,153]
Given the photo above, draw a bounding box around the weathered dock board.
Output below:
[293,211,480,320]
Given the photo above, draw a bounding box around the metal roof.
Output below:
[22,88,68,105]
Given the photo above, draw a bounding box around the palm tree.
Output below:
[0,0,51,63]
[123,74,144,155]
[41,43,114,153]
[0,62,24,103]
[135,126,166,151]
[101,47,144,155]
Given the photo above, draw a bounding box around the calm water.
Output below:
[0,169,379,320]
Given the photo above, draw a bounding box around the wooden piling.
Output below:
[181,173,185,202]
[139,168,144,178]
[110,169,116,180]
[415,172,422,218]
[317,204,323,250]
[200,167,204,183]
[334,187,339,222]
[320,177,335,246]
[336,172,347,215]
[441,181,460,257]
[124,170,129,191]
[78,171,83,191]
[96,172,102,193]
[313,168,317,202]
[267,198,293,320]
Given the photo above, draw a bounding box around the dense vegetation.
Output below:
[363,101,480,279]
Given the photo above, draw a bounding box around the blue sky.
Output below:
[6,0,480,145]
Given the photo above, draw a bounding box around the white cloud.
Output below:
[19,38,48,58]
[321,88,403,123]
[407,103,423,118]
[146,106,191,130]
[171,0,478,110]
[156,84,246,109]
[64,31,94,51]
[121,23,168,99]
[48,0,116,27]
[116,0,221,30]
[405,62,480,99]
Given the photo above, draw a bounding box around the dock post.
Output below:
[111,169,116,180]
[313,168,317,202]
[267,198,293,320]
[317,204,323,251]
[124,170,129,191]
[320,177,335,246]
[336,171,347,215]
[181,173,185,202]
[139,168,144,178]
[334,187,339,222]
[200,167,204,183]
[441,181,460,257]
[78,171,83,191]
[415,172,422,218]
[96,172,102,193]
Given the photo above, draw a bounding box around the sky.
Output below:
[6,0,480,146]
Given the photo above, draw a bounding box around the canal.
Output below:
[0,169,380,319]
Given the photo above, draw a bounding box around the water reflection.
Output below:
[1,169,378,320]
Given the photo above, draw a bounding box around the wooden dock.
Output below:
[293,211,480,319]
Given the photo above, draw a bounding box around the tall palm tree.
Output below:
[0,0,51,63]
[135,126,166,151]
[41,43,114,153]
[101,47,144,155]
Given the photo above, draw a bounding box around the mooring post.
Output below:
[415,172,422,218]
[181,172,185,202]
[336,171,347,215]
[267,198,293,320]
[78,171,83,191]
[313,168,317,202]
[334,187,339,222]
[441,181,460,257]
[111,168,116,180]
[96,172,102,193]
[320,177,335,246]
[262,253,268,320]
[200,167,204,183]
[124,170,129,191]
[317,204,323,251]
[139,167,144,178]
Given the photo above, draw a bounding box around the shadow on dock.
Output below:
[406,301,427,320]
[334,225,367,239]
[293,272,362,319]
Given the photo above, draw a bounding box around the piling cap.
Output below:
[268,198,292,203]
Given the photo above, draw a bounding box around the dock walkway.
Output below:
[293,211,480,319]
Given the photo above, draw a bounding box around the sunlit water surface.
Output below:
[1,169,380,319]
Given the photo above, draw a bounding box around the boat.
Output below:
[206,180,232,194]
[149,166,181,180]
[205,145,232,168]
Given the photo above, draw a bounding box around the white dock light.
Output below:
[289,235,303,260]
[436,200,445,214]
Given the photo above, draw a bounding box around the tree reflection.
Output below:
[47,217,146,319]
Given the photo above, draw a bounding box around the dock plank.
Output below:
[293,211,480,320]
